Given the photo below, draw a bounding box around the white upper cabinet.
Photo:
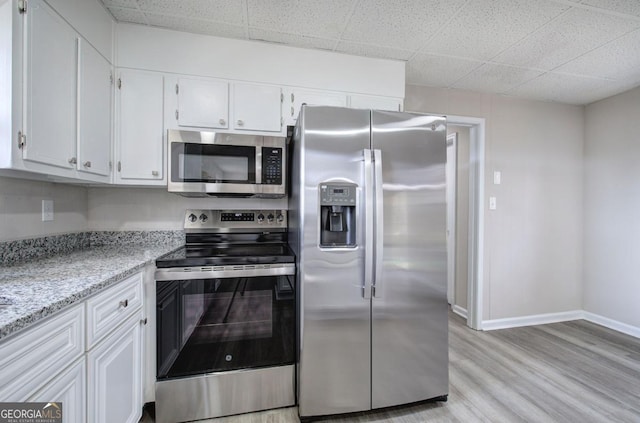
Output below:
[24,0,78,171]
[78,39,112,178]
[176,77,228,129]
[348,94,403,112]
[283,87,347,126]
[232,83,282,132]
[115,69,164,184]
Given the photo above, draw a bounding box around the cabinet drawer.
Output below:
[0,304,85,401]
[86,272,143,349]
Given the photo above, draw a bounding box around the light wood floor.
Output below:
[148,311,640,422]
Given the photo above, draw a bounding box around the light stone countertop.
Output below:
[0,241,183,341]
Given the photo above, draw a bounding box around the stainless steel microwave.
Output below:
[167,129,286,197]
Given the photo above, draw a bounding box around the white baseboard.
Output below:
[452,305,468,319]
[480,310,640,339]
[482,310,584,331]
[583,311,640,339]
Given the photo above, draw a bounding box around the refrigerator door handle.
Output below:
[363,149,374,299]
[373,149,384,298]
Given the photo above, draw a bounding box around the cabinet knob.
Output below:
[219,118,226,126]
[83,161,91,168]
[68,157,77,165]
[237,119,244,126]
[119,299,129,308]
[152,170,159,177]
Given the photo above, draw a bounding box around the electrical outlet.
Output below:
[42,200,54,222]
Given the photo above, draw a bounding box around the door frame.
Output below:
[445,115,485,330]
[445,133,458,306]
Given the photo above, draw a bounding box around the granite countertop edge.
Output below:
[0,240,183,342]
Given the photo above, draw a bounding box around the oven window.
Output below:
[156,275,295,379]
[171,143,256,183]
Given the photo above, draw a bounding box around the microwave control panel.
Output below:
[262,147,283,185]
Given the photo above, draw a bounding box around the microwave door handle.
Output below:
[363,149,374,299]
[373,149,384,298]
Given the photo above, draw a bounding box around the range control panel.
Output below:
[184,209,287,231]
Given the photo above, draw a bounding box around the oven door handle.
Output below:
[155,264,295,281]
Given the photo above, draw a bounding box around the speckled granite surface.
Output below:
[0,233,91,266]
[0,231,185,341]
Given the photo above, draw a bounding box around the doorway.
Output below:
[445,116,485,330]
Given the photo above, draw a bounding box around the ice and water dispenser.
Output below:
[319,183,357,247]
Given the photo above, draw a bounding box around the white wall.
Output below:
[87,187,286,230]
[0,176,87,241]
[584,85,640,328]
[406,85,584,321]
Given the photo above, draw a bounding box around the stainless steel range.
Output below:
[154,209,295,423]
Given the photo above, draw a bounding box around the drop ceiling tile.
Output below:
[556,28,640,80]
[452,63,543,93]
[247,0,355,39]
[580,0,640,17]
[137,0,245,24]
[248,28,337,51]
[406,53,483,87]
[144,13,247,39]
[342,0,467,51]
[507,72,616,104]
[107,7,147,24]
[494,7,640,71]
[101,0,138,8]
[422,0,569,60]
[335,42,413,61]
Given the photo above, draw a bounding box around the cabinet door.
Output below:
[29,359,86,423]
[349,94,402,112]
[177,77,228,129]
[78,39,111,177]
[0,305,84,401]
[24,0,77,170]
[116,69,164,183]
[233,83,282,132]
[284,88,346,126]
[88,315,143,423]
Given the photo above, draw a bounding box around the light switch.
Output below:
[493,171,501,185]
[489,197,497,210]
[42,200,54,221]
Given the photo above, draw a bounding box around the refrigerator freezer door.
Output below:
[296,106,372,417]
[370,111,449,409]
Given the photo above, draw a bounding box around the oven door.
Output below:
[155,265,295,380]
[168,141,260,196]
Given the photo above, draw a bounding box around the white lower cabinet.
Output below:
[29,359,86,423]
[0,304,85,401]
[0,271,146,423]
[87,313,143,423]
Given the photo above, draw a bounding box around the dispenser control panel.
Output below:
[320,184,357,206]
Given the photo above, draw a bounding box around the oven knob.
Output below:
[188,213,197,223]
[199,213,208,222]
[267,213,274,223]
[276,213,284,223]
[257,213,265,223]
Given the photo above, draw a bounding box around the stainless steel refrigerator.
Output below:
[288,105,449,418]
